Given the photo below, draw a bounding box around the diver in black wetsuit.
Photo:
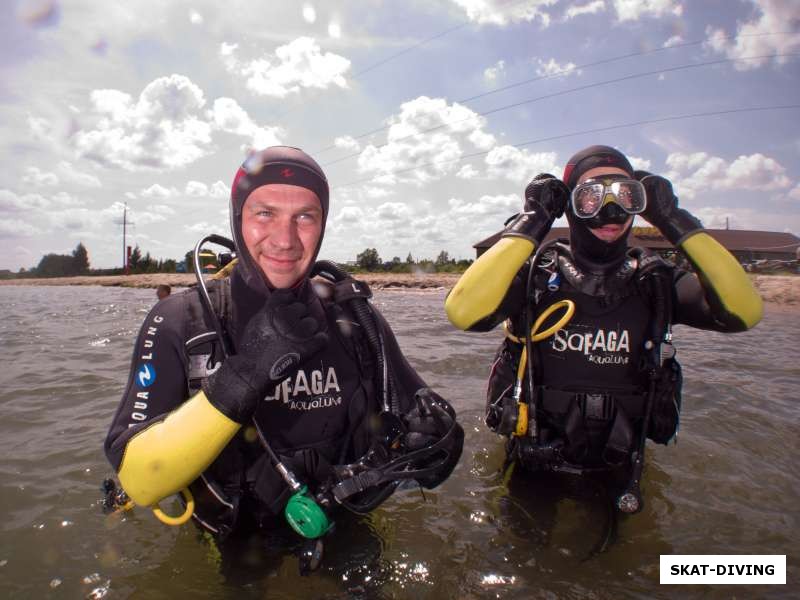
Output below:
[104,146,463,555]
[446,144,762,512]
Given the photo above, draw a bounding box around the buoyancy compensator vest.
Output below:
[486,242,683,475]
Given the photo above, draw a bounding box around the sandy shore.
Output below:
[0,272,462,290]
[2,272,797,310]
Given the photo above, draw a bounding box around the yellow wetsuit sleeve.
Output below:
[445,237,534,331]
[117,391,240,507]
[679,231,763,330]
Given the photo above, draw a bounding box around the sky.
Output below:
[1,0,799,271]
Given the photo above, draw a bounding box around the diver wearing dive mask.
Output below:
[446,143,763,514]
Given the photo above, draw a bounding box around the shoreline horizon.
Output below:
[1,272,797,310]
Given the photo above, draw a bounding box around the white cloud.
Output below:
[485,146,559,183]
[334,135,361,151]
[690,205,800,231]
[209,97,283,150]
[65,76,281,171]
[705,0,800,71]
[534,57,580,78]
[0,218,41,238]
[303,5,317,24]
[141,183,178,199]
[0,189,81,213]
[788,184,800,201]
[364,186,390,199]
[328,22,342,39]
[627,155,652,172]
[221,37,351,98]
[665,151,792,199]
[664,35,684,47]
[189,10,203,25]
[185,221,217,233]
[57,161,102,187]
[449,193,520,216]
[457,164,480,179]
[450,0,557,26]
[22,166,59,187]
[186,180,229,198]
[612,0,683,22]
[72,75,214,171]
[147,204,176,216]
[357,96,496,186]
[27,115,54,141]
[484,60,505,81]
[375,202,412,221]
[564,1,606,20]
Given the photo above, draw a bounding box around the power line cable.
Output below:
[278,0,540,120]
[314,30,798,155]
[333,104,800,189]
[457,30,799,104]
[321,51,800,168]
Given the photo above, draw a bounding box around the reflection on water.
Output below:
[0,285,797,598]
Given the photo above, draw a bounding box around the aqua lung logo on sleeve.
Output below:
[264,365,342,411]
[551,326,631,366]
[136,363,156,387]
[129,314,164,423]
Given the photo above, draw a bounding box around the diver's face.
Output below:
[241,184,323,289]
[576,166,634,243]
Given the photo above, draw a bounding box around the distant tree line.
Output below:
[4,242,178,279]
[351,248,472,273]
[1,243,473,280]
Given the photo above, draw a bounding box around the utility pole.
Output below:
[122,203,127,272]
[120,203,134,275]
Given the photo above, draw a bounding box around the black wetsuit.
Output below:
[105,267,428,534]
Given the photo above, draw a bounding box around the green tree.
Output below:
[71,242,90,274]
[128,245,142,270]
[405,252,414,264]
[356,247,381,271]
[35,253,73,277]
[435,250,451,266]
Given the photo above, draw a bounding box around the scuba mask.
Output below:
[571,175,646,222]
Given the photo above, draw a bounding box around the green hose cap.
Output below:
[284,486,331,539]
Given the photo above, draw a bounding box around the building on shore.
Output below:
[473,228,800,266]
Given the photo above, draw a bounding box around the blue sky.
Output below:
[1,0,798,270]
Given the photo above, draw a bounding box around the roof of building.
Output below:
[473,228,800,253]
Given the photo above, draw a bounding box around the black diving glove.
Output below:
[402,388,464,489]
[203,289,328,424]
[639,174,703,245]
[501,173,570,245]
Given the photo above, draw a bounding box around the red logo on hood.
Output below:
[280,167,295,178]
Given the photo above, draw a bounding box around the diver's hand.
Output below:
[502,174,570,245]
[402,388,464,489]
[639,174,703,244]
[204,289,328,423]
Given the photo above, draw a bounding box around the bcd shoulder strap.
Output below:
[185,278,232,395]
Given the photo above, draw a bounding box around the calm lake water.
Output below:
[0,285,797,599]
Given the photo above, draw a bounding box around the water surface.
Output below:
[0,286,796,598]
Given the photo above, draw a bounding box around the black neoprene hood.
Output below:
[562,144,634,190]
[229,146,330,294]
